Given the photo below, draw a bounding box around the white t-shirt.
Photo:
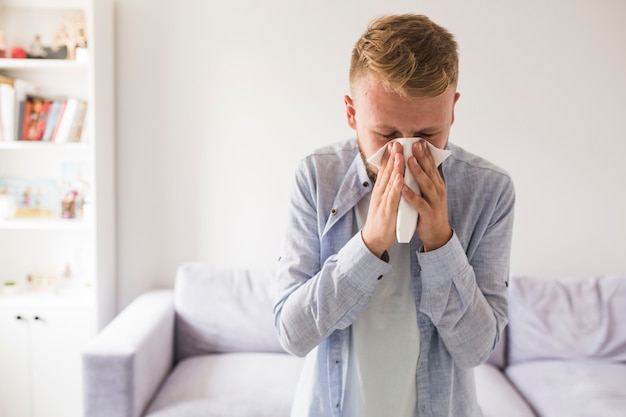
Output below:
[342,193,420,417]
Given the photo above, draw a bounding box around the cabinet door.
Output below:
[30,307,95,417]
[0,308,32,417]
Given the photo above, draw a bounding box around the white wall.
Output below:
[115,0,626,309]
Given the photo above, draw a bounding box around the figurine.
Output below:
[27,34,46,58]
[54,13,87,60]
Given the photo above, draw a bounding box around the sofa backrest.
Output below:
[507,274,626,365]
[174,262,284,361]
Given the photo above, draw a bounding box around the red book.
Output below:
[21,100,32,140]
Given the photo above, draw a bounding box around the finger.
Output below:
[412,141,439,180]
[401,180,428,212]
[386,172,404,212]
[407,154,438,204]
[382,147,405,199]
[407,143,445,195]
[375,142,401,193]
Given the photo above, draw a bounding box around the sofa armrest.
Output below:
[82,290,175,417]
[475,363,537,417]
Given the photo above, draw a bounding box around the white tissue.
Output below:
[366,138,451,243]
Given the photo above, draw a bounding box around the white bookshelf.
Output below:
[0,0,114,416]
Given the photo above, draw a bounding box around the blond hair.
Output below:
[350,14,458,99]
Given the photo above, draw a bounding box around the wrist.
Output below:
[360,230,387,258]
[422,228,453,252]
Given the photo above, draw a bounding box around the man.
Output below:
[274,14,514,417]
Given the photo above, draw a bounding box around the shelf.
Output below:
[0,141,90,150]
[0,288,93,308]
[0,218,90,231]
[0,58,87,71]
[0,0,85,10]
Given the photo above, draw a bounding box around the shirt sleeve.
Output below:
[417,176,515,368]
[273,161,392,357]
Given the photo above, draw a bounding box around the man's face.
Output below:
[345,76,460,165]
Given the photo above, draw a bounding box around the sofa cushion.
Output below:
[474,364,537,417]
[145,352,304,417]
[175,263,284,360]
[505,360,626,417]
[507,275,626,364]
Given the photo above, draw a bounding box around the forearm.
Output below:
[274,233,390,357]
[418,232,510,368]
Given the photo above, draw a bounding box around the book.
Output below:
[0,75,16,141]
[0,74,38,141]
[20,99,33,140]
[50,100,67,141]
[68,100,87,142]
[20,96,54,141]
[53,97,87,143]
[13,78,38,141]
[53,97,78,143]
[34,99,52,141]
[42,99,65,142]
[20,96,64,141]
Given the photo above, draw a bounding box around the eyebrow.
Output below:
[374,124,442,135]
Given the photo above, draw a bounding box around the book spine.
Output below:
[21,99,33,140]
[13,79,37,141]
[51,101,67,142]
[34,100,52,141]
[42,100,63,142]
[0,83,16,141]
[53,98,78,143]
[68,100,87,142]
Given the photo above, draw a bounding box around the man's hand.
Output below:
[402,140,452,251]
[362,141,404,257]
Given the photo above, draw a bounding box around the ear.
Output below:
[344,95,357,130]
[450,92,461,125]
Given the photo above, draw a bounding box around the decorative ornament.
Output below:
[54,12,88,60]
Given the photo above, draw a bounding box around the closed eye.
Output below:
[378,132,399,140]
[415,133,433,139]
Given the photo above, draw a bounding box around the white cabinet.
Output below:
[0,295,95,417]
[0,0,115,415]
[0,305,30,417]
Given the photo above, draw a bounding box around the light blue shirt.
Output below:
[273,138,515,417]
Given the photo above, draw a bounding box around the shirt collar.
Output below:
[322,148,372,237]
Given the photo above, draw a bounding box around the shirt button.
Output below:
[362,181,370,187]
[330,208,337,215]
[377,275,383,280]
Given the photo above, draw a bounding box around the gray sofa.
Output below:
[83,263,626,417]
[476,273,626,417]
